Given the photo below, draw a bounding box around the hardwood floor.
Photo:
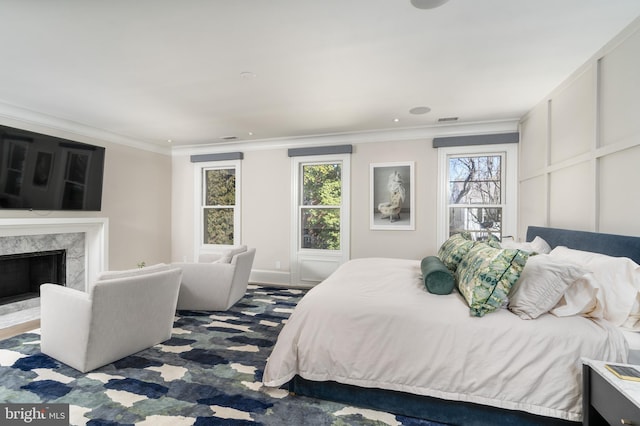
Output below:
[0,319,40,341]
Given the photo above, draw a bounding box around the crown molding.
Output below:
[171,119,520,157]
[0,101,171,155]
[0,100,519,157]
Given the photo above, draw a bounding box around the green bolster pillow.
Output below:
[421,256,455,295]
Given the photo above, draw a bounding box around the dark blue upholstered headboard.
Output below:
[526,226,640,264]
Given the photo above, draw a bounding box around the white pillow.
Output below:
[549,246,640,326]
[214,245,248,264]
[501,236,551,254]
[551,274,602,319]
[508,254,587,319]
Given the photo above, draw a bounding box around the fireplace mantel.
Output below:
[0,217,109,288]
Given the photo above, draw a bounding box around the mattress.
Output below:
[263,258,628,422]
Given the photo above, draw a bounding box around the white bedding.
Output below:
[263,258,629,422]
[623,330,640,364]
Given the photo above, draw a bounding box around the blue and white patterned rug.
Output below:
[0,285,443,426]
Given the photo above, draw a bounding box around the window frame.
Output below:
[436,143,518,246]
[194,159,241,256]
[290,153,350,285]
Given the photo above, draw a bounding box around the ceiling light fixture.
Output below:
[240,71,256,79]
[393,118,400,123]
[410,0,450,10]
[409,106,431,115]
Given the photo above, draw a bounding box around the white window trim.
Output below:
[193,159,241,259]
[436,143,518,247]
[290,154,350,285]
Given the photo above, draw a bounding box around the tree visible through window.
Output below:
[300,163,341,250]
[448,154,503,240]
[203,167,236,245]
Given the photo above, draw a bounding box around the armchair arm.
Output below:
[172,262,236,310]
[40,284,92,371]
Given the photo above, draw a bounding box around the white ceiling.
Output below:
[1,0,639,149]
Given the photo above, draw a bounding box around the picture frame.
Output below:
[370,161,415,230]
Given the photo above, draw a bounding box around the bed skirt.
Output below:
[287,376,579,426]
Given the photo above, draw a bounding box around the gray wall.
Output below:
[518,17,640,239]
[0,116,172,270]
[171,136,446,284]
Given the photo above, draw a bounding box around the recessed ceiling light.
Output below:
[409,106,431,115]
[240,71,256,79]
[410,0,450,10]
[167,139,172,143]
[248,131,253,136]
[393,118,400,123]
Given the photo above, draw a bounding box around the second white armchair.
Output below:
[173,246,256,311]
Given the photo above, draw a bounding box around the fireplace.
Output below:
[0,217,108,326]
[0,249,66,306]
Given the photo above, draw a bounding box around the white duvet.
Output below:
[263,258,628,422]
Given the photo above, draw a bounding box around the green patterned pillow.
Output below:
[485,234,502,248]
[438,233,476,272]
[456,244,529,317]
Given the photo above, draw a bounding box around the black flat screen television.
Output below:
[0,124,105,211]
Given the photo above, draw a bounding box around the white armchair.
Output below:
[173,246,256,311]
[40,265,182,373]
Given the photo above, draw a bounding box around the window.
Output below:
[196,161,240,248]
[437,144,517,245]
[300,162,342,250]
[449,154,503,239]
[291,153,350,285]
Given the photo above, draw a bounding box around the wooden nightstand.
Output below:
[583,359,640,425]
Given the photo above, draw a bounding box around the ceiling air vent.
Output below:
[220,136,238,141]
[437,117,459,122]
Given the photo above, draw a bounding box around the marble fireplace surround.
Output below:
[0,217,108,323]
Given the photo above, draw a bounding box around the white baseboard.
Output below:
[249,269,315,289]
[249,269,290,286]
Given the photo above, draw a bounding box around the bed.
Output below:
[262,226,640,425]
